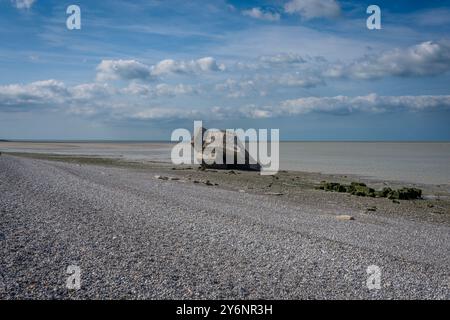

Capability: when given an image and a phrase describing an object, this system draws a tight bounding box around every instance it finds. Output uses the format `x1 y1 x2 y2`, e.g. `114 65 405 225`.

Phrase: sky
1 0 450 141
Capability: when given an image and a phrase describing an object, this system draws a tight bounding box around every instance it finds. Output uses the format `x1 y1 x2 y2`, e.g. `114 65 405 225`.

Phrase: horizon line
1 139 450 143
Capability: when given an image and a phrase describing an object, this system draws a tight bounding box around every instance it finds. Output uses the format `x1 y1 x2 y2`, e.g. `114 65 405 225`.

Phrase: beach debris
336 215 355 221
264 192 284 196
192 126 261 172
154 175 180 181
205 180 214 186
367 206 377 212
193 180 200 184
315 181 422 200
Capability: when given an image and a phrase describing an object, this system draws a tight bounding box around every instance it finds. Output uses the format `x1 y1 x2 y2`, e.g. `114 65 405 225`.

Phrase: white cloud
151 57 225 76
0 80 67 109
278 94 450 115
11 0 35 9
2 79 449 120
96 60 153 81
154 83 195 97
242 8 280 22
96 57 224 81
0 79 197 114
118 94 450 120
276 73 324 88
122 83 196 97
70 83 115 100
130 108 201 120
284 0 341 20
259 53 305 65
325 41 450 79
215 79 267 98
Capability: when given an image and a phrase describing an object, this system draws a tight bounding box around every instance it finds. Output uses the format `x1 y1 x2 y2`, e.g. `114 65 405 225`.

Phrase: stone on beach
336 215 355 221
192 126 261 172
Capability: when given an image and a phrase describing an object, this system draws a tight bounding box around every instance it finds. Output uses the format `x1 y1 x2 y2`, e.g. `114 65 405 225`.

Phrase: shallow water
280 142 450 185
1 141 449 185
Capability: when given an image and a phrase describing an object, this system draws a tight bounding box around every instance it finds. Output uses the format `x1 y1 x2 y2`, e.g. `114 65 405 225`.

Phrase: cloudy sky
1 0 450 140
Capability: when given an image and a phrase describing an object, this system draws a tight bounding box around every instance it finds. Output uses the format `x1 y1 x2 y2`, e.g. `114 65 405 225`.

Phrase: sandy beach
1 153 449 299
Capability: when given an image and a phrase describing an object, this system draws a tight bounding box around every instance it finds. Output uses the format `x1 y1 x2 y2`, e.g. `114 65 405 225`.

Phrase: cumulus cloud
122 83 196 97
11 0 35 9
0 80 67 110
96 57 224 81
325 41 450 79
2 78 449 120
129 108 201 120
278 94 450 115
215 79 260 98
148 94 450 120
151 57 225 76
113 94 450 121
96 60 153 82
0 79 195 113
259 53 305 65
70 83 116 100
276 73 324 88
284 0 341 20
242 7 280 21
234 53 308 73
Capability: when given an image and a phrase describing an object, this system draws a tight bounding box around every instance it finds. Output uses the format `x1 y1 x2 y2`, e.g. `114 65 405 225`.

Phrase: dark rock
315 181 422 201
387 187 422 200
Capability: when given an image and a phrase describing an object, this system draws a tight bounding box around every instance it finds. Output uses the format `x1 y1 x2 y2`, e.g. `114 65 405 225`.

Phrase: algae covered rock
386 187 422 200
315 181 422 200
315 182 348 192
345 182 375 197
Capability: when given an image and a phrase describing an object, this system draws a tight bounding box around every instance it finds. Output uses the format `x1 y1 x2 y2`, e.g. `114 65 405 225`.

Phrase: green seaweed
316 182 422 200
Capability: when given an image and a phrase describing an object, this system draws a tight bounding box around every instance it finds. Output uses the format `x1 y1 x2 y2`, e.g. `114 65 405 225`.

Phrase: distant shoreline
1 139 450 143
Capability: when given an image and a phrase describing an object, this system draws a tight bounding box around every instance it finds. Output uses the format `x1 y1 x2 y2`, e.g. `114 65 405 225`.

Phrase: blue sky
1 0 450 140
